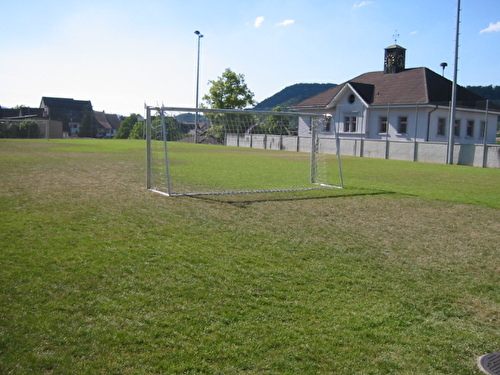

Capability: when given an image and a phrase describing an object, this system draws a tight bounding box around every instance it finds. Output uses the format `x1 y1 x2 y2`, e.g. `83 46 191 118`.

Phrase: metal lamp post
194 30 203 143
446 0 461 165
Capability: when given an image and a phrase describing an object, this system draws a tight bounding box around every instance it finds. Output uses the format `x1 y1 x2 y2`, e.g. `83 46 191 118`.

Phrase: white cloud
254 16 264 28
480 21 500 34
353 1 374 8
410 30 418 35
276 19 295 27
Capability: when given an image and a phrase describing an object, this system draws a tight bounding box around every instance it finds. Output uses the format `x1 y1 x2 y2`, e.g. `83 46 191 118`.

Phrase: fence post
482 100 489 168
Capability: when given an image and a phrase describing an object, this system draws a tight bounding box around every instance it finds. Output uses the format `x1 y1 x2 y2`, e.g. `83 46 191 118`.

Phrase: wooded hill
465 85 500 106
254 83 336 110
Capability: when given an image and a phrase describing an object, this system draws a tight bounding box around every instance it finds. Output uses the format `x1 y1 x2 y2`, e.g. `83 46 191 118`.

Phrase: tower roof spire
393 30 399 44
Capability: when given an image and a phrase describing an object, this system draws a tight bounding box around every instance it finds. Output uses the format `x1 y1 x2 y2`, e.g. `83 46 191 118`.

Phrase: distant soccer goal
145 106 344 197
0 119 49 139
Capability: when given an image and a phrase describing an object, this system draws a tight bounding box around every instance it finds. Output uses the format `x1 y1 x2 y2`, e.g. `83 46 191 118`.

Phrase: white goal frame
146 105 344 197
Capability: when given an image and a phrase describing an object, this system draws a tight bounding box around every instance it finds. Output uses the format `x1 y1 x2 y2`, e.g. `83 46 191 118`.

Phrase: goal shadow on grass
188 189 399 207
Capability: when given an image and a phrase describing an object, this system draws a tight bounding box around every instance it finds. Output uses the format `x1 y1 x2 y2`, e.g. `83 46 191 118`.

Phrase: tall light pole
194 30 203 143
446 0 460 165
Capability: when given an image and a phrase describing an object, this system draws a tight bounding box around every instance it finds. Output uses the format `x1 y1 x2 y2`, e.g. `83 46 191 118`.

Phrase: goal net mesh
146 106 343 196
0 119 49 139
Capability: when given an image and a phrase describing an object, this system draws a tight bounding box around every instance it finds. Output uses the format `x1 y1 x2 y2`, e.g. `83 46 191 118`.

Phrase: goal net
146 106 343 197
0 119 49 139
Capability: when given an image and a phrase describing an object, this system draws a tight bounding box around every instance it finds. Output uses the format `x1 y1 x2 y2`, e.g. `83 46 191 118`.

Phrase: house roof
105 113 121 130
93 111 121 130
0 107 45 119
385 44 406 50
93 111 112 129
40 97 92 110
293 68 495 110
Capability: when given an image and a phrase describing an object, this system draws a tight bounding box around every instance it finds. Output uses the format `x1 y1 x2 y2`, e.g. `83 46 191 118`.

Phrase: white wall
224 133 500 168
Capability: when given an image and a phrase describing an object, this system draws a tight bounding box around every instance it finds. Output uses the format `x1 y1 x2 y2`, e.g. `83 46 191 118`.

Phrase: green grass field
1 139 499 374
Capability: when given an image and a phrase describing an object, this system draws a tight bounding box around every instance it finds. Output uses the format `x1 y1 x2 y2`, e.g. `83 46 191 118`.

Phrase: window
454 119 460 137
348 94 355 104
397 116 407 134
343 116 357 132
466 120 474 137
437 117 446 136
480 121 486 138
379 116 388 134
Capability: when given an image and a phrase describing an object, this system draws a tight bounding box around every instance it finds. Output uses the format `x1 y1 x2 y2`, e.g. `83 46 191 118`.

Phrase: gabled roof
40 97 92 110
93 111 112 129
93 111 121 130
294 68 494 110
105 113 121 130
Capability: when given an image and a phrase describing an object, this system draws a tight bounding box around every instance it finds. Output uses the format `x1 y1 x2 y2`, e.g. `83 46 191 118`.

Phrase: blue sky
1 0 499 115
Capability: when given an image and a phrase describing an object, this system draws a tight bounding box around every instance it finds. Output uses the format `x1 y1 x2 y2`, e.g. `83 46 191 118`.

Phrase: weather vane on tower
393 30 399 44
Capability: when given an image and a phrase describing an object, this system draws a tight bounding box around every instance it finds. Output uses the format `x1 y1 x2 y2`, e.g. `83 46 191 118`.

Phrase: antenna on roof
393 30 399 44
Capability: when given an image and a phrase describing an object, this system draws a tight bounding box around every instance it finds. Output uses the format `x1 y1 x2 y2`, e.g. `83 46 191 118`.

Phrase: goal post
146 105 344 197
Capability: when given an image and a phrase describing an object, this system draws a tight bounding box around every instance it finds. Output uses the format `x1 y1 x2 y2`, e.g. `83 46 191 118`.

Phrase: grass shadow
188 188 400 207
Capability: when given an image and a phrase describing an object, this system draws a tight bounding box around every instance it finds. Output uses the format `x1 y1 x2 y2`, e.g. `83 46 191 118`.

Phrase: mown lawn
1 139 499 374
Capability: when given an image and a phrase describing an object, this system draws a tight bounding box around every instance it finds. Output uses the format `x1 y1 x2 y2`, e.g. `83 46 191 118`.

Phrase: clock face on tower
385 54 395 68
384 45 406 73
396 55 405 69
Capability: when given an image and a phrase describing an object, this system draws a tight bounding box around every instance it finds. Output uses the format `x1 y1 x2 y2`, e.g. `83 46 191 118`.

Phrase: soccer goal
145 105 344 197
0 119 50 139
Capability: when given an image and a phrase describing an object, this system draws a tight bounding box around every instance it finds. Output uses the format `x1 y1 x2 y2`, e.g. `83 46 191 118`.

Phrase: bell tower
384 45 406 74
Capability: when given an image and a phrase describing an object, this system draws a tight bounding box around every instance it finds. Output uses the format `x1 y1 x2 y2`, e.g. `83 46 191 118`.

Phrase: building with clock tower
292 44 499 166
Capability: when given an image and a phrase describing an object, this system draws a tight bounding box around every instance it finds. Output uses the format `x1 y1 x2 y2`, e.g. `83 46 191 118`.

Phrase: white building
293 45 499 145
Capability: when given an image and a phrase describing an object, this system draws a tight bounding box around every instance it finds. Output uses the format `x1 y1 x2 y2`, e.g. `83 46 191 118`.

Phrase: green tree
202 68 256 142
202 68 256 109
129 121 145 139
78 107 96 138
115 114 140 139
18 120 40 138
150 116 186 141
258 106 294 135
132 116 185 141
3 122 18 138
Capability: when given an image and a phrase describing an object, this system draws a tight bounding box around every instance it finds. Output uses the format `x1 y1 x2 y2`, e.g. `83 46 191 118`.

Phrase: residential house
40 97 93 137
2 98 122 139
93 111 121 138
0 106 63 138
